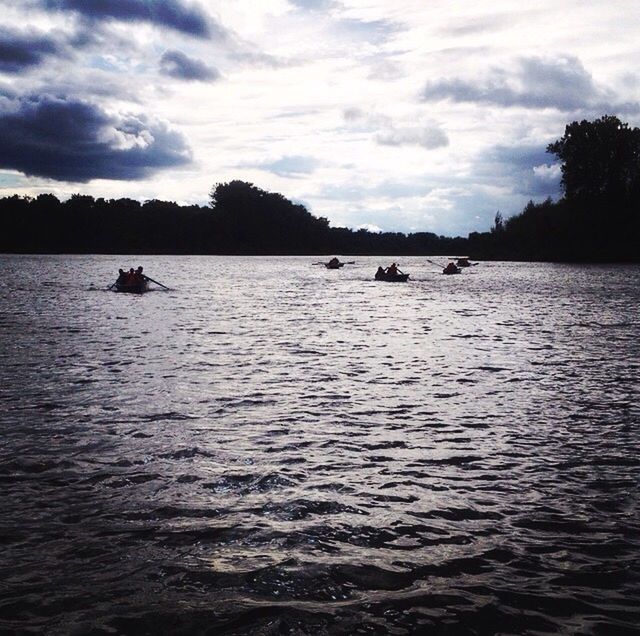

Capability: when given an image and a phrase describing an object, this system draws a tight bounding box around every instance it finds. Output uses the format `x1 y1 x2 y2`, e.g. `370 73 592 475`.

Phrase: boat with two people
109 267 169 293
318 257 356 269
426 259 462 275
443 261 462 275
326 257 344 269
375 263 410 282
454 256 477 267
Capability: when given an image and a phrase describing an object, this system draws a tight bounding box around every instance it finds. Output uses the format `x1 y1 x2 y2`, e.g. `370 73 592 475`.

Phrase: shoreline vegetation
1 116 638 262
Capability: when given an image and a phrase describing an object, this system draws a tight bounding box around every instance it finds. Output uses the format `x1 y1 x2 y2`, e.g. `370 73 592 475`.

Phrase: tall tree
547 115 640 201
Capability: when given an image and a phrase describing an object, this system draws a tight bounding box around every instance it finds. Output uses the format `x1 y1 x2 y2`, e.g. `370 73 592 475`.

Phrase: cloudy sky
1 0 639 236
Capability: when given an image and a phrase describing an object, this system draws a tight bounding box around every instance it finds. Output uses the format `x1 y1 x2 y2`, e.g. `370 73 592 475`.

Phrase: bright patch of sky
0 0 639 235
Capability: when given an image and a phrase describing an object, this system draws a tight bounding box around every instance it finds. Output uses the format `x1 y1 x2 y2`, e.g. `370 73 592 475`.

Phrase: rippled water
1 255 639 635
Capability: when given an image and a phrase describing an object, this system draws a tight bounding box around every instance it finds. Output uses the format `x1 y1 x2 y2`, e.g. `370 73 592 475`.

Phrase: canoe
375 272 409 282
115 279 149 293
325 262 345 269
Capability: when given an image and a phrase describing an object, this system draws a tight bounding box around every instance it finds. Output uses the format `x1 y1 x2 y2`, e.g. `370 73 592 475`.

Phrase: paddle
107 280 118 290
144 276 170 290
427 258 448 269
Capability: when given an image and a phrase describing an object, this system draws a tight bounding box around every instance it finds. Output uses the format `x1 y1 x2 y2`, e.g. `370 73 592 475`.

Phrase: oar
344 261 355 264
427 258 448 269
107 280 117 290
145 276 170 290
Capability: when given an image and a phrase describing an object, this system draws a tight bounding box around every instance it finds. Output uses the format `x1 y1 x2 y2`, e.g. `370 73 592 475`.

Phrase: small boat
115 279 149 293
325 261 345 269
455 257 471 267
375 271 410 282
443 264 461 275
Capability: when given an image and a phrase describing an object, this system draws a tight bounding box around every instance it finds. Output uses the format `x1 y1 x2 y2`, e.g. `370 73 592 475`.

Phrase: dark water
1 255 639 635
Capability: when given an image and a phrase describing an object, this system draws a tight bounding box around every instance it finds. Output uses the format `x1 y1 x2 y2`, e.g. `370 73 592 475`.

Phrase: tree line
469 115 640 261
0 181 466 256
1 115 638 261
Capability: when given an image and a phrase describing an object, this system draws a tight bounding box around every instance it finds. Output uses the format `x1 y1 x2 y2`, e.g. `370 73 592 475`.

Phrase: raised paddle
427 258 448 269
144 276 170 290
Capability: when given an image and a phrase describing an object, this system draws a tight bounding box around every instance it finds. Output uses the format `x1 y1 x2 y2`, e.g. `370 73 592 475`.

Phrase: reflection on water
1 255 639 634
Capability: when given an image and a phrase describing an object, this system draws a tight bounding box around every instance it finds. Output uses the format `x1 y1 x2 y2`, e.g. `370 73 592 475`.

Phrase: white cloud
375 125 449 149
533 163 562 181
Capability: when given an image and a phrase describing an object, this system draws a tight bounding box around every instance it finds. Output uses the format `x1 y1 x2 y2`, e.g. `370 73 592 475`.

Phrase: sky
0 1 639 236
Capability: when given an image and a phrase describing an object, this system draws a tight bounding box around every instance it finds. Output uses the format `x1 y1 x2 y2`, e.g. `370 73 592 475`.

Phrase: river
1 255 639 634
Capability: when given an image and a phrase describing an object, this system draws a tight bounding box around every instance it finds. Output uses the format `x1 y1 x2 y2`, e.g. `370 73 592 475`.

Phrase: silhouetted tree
547 115 640 202
209 180 330 253
491 211 504 234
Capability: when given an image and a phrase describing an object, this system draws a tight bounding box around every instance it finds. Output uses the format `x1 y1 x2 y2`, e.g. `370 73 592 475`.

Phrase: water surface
1 256 639 634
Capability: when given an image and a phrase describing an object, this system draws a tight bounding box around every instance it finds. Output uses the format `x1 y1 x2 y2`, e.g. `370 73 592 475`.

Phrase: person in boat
116 269 126 284
376 266 385 278
443 261 459 274
328 257 340 266
386 262 399 276
134 266 148 282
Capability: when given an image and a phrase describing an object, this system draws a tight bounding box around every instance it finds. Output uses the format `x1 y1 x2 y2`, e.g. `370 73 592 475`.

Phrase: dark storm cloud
0 27 66 73
159 50 219 81
0 94 191 182
422 55 636 113
41 0 216 39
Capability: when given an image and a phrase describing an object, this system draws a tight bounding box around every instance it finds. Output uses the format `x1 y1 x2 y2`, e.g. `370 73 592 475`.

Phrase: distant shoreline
1 176 638 263
2 252 638 264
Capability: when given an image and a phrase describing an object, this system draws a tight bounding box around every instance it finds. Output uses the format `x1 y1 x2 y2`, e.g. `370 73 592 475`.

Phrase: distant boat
375 271 410 282
443 263 462 275
325 260 345 269
454 256 479 267
114 279 149 293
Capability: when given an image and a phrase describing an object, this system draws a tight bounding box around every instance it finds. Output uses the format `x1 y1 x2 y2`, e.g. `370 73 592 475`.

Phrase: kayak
443 267 461 275
115 279 149 293
325 262 345 269
375 272 409 282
